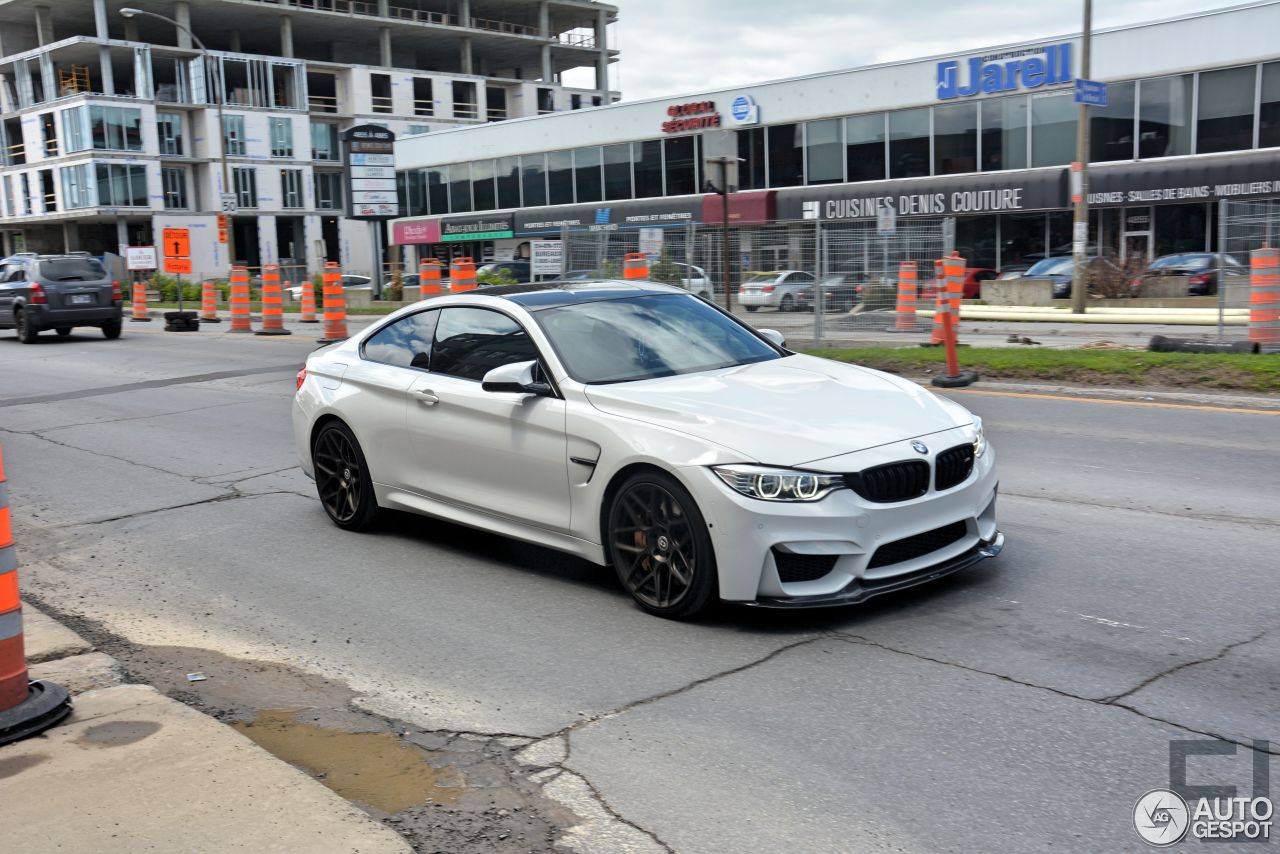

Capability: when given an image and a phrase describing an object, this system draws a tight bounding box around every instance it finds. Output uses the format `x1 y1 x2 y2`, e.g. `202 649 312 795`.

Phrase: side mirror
759 328 786 348
481 360 553 396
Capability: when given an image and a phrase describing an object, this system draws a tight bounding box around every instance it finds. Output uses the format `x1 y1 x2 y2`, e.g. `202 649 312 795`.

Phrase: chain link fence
1219 198 1280 341
560 218 951 346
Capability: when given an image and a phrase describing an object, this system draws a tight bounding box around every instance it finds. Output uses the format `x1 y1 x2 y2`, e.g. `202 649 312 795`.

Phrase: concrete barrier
982 277 1056 307
1133 276 1190 299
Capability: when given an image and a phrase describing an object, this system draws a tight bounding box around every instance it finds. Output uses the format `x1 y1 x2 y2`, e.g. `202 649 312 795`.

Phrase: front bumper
681 428 1002 605
749 532 1003 608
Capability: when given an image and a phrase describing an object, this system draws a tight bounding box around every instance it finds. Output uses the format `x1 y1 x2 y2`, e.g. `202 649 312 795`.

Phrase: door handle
413 389 440 406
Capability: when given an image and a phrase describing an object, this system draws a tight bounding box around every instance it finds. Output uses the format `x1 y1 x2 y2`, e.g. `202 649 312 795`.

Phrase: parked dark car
0 252 122 343
1132 253 1249 296
919 267 1000 300
476 261 532 283
1020 255 1121 299
797 274 862 312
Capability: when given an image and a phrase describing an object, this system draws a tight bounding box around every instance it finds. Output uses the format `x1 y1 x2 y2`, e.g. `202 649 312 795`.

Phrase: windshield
37 258 106 281
535 294 781 384
1151 254 1212 270
1026 258 1073 276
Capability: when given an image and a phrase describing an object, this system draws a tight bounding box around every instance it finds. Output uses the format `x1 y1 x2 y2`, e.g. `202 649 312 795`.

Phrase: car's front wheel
607 471 716 619
312 422 380 531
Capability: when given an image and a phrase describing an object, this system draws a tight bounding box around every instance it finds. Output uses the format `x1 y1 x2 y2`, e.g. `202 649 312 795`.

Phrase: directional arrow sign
162 227 190 258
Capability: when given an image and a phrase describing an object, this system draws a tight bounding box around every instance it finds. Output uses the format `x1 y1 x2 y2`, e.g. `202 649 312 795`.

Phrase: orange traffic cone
256 264 291 336
319 261 349 343
200 280 222 323
130 281 150 322
227 266 253 332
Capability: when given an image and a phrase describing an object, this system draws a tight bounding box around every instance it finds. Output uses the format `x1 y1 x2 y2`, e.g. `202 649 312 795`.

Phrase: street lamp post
119 8 236 271
1070 0 1092 314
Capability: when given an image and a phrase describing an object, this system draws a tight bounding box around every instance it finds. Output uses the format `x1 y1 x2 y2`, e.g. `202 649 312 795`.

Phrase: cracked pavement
3 325 1278 852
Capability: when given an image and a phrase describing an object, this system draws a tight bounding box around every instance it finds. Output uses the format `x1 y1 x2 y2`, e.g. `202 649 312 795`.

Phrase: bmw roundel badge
912 441 929 455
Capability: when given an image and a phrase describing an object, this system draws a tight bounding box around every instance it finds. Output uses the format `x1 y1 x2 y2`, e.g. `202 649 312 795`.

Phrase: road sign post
343 125 399 300
161 227 196 328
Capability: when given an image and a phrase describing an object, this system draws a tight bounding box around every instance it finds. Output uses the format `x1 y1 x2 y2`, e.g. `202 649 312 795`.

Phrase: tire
56 327 72 337
311 421 380 531
15 310 39 344
745 305 758 313
779 294 795 313
606 470 717 620
102 320 122 340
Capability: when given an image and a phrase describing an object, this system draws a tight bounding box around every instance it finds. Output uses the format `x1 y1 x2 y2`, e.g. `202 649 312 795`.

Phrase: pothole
233 709 465 813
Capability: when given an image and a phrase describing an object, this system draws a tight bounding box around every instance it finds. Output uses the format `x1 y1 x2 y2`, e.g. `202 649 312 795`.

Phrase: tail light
762 285 775 293
112 280 122 301
855 285 864 293
1189 273 1211 286
737 286 744 294
29 283 47 305
296 366 307 391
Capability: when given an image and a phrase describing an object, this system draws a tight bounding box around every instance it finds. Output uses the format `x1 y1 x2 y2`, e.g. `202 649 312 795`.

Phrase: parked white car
738 270 816 312
667 263 714 299
286 275 371 301
293 280 1002 619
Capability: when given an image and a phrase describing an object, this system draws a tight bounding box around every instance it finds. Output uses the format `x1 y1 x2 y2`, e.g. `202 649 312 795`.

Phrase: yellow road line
943 387 1280 416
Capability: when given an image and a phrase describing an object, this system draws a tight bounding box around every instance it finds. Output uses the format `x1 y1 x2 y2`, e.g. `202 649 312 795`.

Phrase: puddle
233 709 465 813
77 720 161 747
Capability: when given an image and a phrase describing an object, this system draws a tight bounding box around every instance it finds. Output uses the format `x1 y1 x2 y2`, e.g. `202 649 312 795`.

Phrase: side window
431 307 537 381
363 310 439 370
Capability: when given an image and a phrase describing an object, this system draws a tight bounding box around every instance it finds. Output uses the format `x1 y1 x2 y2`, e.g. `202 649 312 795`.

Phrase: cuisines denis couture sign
937 43 1073 100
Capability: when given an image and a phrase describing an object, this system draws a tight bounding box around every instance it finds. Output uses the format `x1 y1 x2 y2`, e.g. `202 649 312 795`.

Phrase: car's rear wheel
102 320 122 340
607 471 716 619
56 327 72 337
15 310 39 344
744 305 758 313
779 294 795 312
312 422 380 531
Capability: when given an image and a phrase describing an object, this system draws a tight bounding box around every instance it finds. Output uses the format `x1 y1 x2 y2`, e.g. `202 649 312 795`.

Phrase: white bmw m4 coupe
293 280 1003 619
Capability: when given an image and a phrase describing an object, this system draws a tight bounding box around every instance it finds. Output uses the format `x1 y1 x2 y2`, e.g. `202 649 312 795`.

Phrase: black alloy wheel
607 472 716 619
312 422 380 530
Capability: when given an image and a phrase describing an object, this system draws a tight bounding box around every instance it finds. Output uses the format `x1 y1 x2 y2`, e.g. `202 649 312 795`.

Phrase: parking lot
3 322 1278 852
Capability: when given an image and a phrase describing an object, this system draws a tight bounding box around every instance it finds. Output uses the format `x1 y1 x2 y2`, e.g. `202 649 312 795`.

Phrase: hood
584 354 971 467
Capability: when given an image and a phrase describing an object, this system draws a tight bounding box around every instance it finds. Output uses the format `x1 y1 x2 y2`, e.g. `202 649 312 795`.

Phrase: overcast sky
562 0 1250 102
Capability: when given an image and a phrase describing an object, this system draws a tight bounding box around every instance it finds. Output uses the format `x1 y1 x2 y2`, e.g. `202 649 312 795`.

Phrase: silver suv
0 252 123 343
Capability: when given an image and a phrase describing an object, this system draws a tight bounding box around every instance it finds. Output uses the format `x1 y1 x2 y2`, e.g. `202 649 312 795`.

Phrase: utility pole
1070 0 1092 314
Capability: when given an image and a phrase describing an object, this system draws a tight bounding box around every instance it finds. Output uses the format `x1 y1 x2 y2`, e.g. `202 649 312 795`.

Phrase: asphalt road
3 320 1278 853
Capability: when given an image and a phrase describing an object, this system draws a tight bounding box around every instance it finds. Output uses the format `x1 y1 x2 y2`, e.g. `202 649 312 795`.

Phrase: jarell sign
937 43 1073 100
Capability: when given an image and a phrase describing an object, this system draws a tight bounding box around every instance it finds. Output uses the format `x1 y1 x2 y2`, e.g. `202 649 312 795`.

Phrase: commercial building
389 2 1280 276
0 0 619 275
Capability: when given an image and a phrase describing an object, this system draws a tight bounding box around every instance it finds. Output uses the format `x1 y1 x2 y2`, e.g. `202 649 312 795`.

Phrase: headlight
711 465 845 502
972 416 987 458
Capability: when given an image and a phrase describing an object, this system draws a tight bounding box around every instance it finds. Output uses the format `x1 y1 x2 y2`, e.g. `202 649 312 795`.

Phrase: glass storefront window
845 114 886 182
981 97 1028 171
448 161 472 213
1030 93 1075 168
1198 66 1256 154
1138 75 1193 158
933 103 977 175
888 109 929 179
471 159 496 211
427 167 448 214
496 156 521 209
574 146 603 203
521 154 546 207
805 119 843 184
766 124 803 188
1262 62 1280 149
955 215 997 269
738 127 766 190
634 140 664 198
1048 211 1073 257
1090 81 1135 162
664 135 697 195
547 150 574 205
1154 203 1209 256
603 143 631 201
999 213 1045 269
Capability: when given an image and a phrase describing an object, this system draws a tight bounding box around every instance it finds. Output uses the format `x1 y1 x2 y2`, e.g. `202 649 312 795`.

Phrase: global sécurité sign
937 42 1073 100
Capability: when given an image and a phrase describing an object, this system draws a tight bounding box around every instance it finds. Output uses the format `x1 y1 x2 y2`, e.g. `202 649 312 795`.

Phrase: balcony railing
413 99 434 117
243 0 537 38
558 33 597 49
309 94 339 113
453 103 479 120
371 95 393 114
